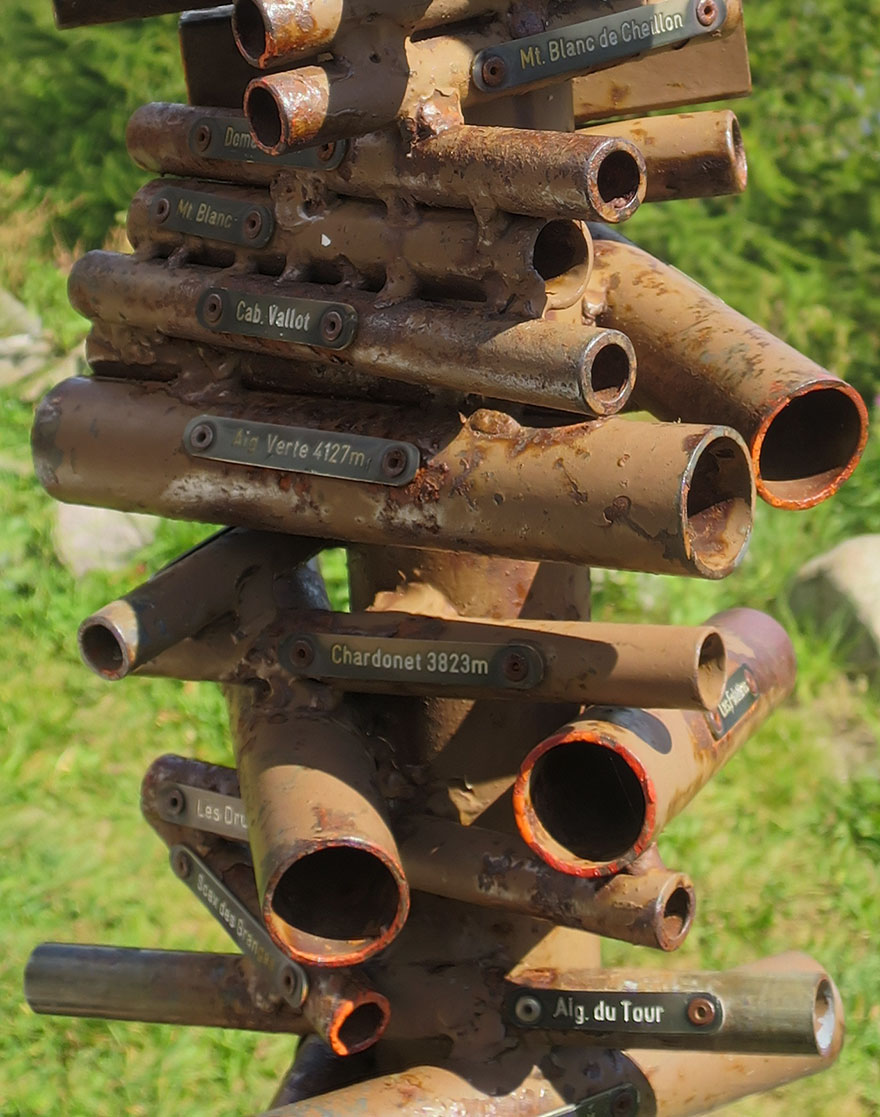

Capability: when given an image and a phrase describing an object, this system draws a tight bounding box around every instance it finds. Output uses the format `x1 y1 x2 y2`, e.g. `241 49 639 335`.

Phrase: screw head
189 422 216 451
317 142 337 163
480 55 507 87
687 995 717 1026
194 124 212 153
696 0 718 26
154 196 171 223
243 209 264 240
502 649 528 683
319 309 344 343
381 446 409 479
159 784 186 817
202 292 224 325
514 994 542 1024
172 849 191 880
290 638 314 668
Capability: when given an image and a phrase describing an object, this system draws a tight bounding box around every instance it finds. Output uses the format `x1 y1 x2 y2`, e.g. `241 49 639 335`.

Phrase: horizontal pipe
508 959 838 1055
68 252 634 416
590 232 868 508
128 180 594 316
228 684 409 967
126 104 645 222
53 0 224 27
25 944 309 1032
513 609 795 877
583 110 747 202
78 528 322 679
33 376 754 578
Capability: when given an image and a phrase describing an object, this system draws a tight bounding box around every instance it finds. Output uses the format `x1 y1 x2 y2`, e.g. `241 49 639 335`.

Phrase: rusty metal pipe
68 252 633 416
53 0 224 27
514 608 795 877
303 971 391 1056
126 105 645 222
24 944 309 1033
128 181 594 315
34 376 754 578
78 528 321 679
401 816 694 952
584 110 747 201
228 684 409 967
590 232 869 508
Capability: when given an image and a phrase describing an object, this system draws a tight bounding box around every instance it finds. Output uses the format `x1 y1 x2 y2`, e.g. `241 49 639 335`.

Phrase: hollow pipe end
654 874 696 952
694 628 727 709
580 330 637 417
725 112 749 194
587 138 647 223
680 426 755 579
244 73 326 155
751 380 869 510
78 604 138 680
325 990 391 1056
234 0 335 69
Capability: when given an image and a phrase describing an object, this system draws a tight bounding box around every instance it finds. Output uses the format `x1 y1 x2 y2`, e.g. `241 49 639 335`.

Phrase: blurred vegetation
1 0 879 1115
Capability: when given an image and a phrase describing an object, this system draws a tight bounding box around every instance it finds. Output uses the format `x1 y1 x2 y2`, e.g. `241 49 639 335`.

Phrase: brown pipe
302 971 390 1057
33 376 755 578
77 528 322 679
513 609 796 877
583 110 748 202
128 180 594 315
228 683 409 967
590 232 869 508
53 0 224 27
126 105 645 222
68 252 634 417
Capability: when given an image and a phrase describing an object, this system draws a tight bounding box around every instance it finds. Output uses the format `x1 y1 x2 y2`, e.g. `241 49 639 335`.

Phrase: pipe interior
247 85 284 150
595 150 642 209
588 342 631 405
696 631 727 707
80 622 126 678
233 0 267 62
337 1001 387 1053
660 885 693 943
813 978 836 1056
528 740 646 863
272 847 401 940
758 389 864 496
685 435 753 572
532 220 590 305
729 117 748 190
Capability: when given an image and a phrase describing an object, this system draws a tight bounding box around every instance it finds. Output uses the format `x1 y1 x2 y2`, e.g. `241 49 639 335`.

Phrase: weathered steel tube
68 252 634 416
228 684 409 967
128 180 594 315
281 609 727 710
401 817 695 952
508 958 838 1055
584 110 747 201
53 0 224 27
304 971 391 1056
33 376 755 578
25 944 309 1033
591 232 869 508
513 608 795 877
77 528 322 679
126 105 646 222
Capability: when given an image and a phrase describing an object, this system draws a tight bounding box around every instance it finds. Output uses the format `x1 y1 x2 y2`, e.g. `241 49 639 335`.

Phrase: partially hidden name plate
183 415 420 486
151 187 275 249
196 288 358 350
707 663 759 740
159 783 248 842
506 988 723 1035
189 114 348 170
472 0 727 93
280 634 545 691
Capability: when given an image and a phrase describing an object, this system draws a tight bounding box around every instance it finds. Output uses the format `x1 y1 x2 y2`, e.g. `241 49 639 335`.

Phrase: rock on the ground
53 503 160 577
789 535 880 677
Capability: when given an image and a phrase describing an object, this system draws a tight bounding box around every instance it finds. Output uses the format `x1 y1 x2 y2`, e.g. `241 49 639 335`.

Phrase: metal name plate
546 1086 641 1117
189 115 348 170
183 414 420 486
707 664 759 740
170 844 307 1007
473 0 727 93
158 782 248 842
280 634 545 691
507 988 723 1035
196 287 358 350
151 187 275 249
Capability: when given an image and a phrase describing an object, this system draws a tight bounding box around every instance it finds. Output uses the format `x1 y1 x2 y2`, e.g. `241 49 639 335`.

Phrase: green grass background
1 0 880 1113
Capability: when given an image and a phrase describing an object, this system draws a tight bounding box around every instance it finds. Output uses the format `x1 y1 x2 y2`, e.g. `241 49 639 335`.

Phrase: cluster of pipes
25 0 868 1113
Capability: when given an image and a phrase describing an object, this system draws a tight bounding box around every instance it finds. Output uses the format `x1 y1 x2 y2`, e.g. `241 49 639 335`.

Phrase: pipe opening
813 978 836 1056
660 884 693 944
79 621 127 679
685 435 753 574
756 388 865 505
696 631 726 708
529 740 646 864
532 220 590 307
728 117 748 191
335 1000 388 1054
233 0 267 64
272 846 401 941
247 85 284 150
589 341 631 403
595 149 643 211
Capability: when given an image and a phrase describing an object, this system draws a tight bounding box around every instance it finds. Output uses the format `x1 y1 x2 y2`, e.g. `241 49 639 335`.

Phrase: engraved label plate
545 1086 641 1117
196 288 358 350
151 187 275 249
183 415 420 486
159 783 248 842
189 115 347 170
473 0 728 93
506 988 723 1035
280 634 545 691
170 845 307 1007
707 664 759 739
